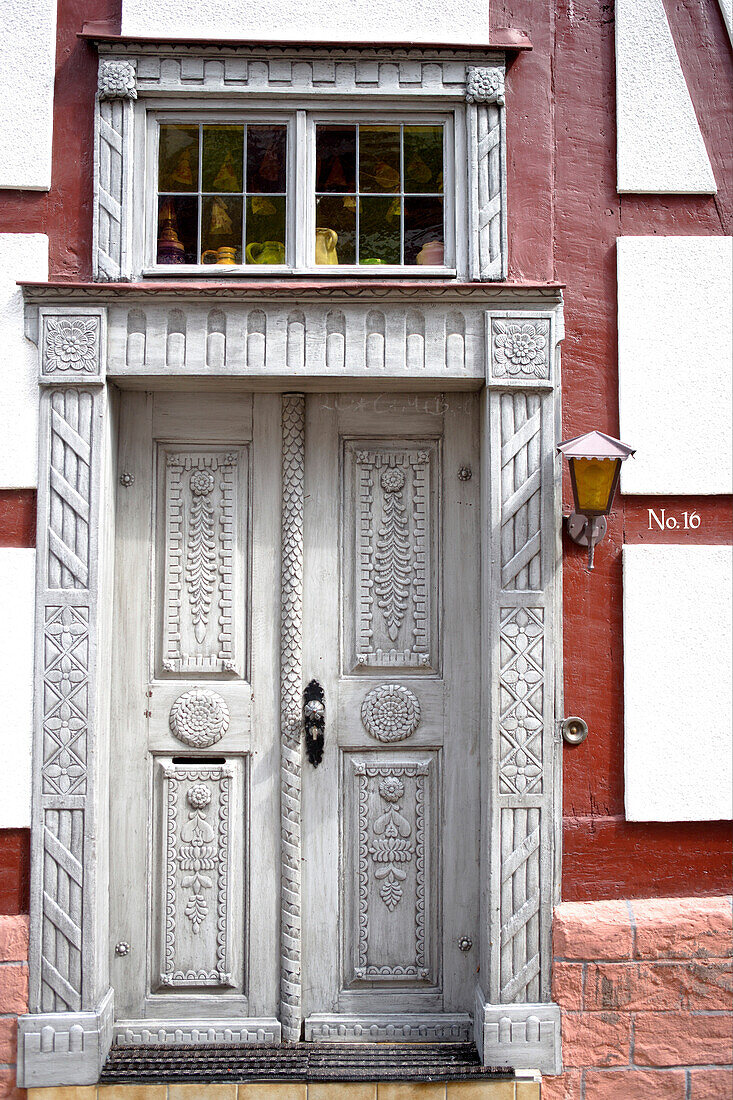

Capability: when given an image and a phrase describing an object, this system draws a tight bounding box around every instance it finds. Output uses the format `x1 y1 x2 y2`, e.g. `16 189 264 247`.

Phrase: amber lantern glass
568 457 621 516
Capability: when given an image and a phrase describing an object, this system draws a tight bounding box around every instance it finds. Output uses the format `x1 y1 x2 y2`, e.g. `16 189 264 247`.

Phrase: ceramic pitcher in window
315 227 338 265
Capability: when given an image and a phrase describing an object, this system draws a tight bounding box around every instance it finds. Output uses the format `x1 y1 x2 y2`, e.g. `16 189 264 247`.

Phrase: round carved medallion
361 684 421 743
169 689 230 748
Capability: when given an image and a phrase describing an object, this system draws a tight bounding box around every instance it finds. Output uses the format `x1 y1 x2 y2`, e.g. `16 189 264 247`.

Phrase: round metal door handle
458 936 473 952
561 716 589 745
115 942 130 956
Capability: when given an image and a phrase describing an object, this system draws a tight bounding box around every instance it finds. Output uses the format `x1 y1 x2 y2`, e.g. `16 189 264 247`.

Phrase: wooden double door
110 390 480 1041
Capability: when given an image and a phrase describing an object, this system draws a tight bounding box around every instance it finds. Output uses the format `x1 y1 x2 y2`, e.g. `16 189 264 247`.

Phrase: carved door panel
302 394 481 1040
110 392 282 1039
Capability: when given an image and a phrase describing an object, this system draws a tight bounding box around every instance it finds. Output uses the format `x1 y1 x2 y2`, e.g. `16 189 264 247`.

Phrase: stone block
584 1069 686 1099
584 960 732 1011
688 1067 733 1098
633 1012 733 1066
98 1088 167 1100
445 1084 515 1099
560 1011 630 1067
540 1072 582 1100
631 897 733 960
169 1087 238 1099
0 915 29 962
309 1086 377 1100
553 901 633 960
0 1064 24 1099
376 1086 447 1099
551 962 584 1009
0 964 28 1015
0 1016 17 1064
27 1088 97 1099
238 1086 306 1100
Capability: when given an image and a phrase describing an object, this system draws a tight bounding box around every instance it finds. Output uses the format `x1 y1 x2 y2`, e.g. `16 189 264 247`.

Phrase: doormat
101 1042 514 1083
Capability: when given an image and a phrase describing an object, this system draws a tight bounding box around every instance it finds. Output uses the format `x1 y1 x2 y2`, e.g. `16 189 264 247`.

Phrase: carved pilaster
94 60 136 281
466 66 507 281
18 312 112 1088
476 308 563 1073
280 394 305 1042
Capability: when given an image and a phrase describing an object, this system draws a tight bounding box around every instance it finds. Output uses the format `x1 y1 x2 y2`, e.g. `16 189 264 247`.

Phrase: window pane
359 126 400 193
316 195 355 264
359 195 400 265
158 126 199 192
245 195 287 263
202 126 244 193
316 126 357 193
404 196 444 265
157 196 198 264
404 126 443 194
202 195 243 262
247 126 287 194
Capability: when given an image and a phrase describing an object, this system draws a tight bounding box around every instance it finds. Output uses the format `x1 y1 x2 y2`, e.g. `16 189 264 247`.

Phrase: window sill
142 266 458 279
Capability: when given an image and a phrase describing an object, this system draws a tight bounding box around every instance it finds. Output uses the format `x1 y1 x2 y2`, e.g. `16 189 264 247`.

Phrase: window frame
142 105 459 278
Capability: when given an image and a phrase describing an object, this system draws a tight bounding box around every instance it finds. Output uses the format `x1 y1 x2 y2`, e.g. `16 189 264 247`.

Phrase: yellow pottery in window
315 227 338 265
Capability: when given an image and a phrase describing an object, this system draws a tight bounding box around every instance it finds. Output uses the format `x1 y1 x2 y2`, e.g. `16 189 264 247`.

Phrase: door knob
303 679 326 767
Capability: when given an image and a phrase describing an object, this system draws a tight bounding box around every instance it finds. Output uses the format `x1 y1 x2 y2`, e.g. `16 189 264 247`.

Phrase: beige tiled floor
29 1081 534 1099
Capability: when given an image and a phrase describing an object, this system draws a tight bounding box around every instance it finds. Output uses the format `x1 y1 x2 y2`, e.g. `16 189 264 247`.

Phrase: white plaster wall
616 0 716 193
624 545 733 822
0 550 35 829
618 236 733 495
0 234 49 489
122 0 491 43
0 0 57 190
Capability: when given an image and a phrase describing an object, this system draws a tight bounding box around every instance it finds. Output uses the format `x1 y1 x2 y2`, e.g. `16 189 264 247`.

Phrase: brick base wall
546 896 733 1099
0 915 28 1100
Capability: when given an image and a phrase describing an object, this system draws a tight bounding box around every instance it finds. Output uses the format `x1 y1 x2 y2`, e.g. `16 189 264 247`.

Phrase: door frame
19 292 564 1086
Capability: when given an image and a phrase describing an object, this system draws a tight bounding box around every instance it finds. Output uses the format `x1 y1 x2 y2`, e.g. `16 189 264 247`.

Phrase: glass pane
404 126 443 194
316 126 356 192
359 126 400 193
202 126 244 193
404 196 444 265
245 195 286 264
247 126 287 194
201 195 243 263
316 195 355 264
359 195 400 265
157 196 198 264
158 125 199 192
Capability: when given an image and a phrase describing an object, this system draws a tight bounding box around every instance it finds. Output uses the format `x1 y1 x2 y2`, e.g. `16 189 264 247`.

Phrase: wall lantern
557 430 636 570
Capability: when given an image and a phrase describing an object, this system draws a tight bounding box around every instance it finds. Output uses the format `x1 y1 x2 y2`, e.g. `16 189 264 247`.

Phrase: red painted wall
0 0 731 913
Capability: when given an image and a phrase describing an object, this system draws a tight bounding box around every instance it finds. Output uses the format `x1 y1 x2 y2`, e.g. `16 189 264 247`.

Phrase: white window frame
141 104 461 278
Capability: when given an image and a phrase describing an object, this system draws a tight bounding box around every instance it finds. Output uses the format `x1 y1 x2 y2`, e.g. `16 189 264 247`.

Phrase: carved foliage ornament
43 316 100 375
169 689 230 748
466 66 505 106
361 684 421 743
98 59 137 100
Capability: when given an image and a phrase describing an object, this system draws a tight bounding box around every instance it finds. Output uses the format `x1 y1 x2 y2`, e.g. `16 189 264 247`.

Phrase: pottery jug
246 240 286 265
416 240 445 266
201 246 238 265
315 227 338 265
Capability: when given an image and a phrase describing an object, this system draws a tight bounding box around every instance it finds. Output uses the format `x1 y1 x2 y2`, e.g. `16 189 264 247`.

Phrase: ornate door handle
303 679 326 767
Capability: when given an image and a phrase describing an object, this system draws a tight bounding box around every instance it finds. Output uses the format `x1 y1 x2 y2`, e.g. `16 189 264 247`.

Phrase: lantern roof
557 430 635 461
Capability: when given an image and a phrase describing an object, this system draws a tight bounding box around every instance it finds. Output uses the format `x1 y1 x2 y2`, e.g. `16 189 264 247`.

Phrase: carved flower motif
169 689 230 748
44 317 99 374
187 784 212 810
380 467 406 493
493 321 549 377
46 607 87 652
378 776 405 803
361 684 421 743
466 66 505 105
98 59 137 100
501 703 543 793
189 469 215 496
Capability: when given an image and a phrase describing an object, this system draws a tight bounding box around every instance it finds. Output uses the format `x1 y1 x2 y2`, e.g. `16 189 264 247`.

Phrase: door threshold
100 1041 514 1083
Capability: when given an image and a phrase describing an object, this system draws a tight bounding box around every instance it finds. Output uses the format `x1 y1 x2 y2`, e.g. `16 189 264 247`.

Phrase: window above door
94 44 507 282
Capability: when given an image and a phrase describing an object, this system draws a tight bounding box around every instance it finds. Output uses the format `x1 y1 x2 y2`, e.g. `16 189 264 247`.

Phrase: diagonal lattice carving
500 392 543 591
499 608 544 795
42 606 89 796
499 808 541 1004
48 390 93 590
280 394 305 1042
96 100 126 279
475 102 503 279
41 810 84 1012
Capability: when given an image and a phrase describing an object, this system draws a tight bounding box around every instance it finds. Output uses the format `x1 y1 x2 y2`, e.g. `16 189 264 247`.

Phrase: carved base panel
114 1017 281 1045
17 989 114 1088
305 1012 473 1043
474 989 561 1075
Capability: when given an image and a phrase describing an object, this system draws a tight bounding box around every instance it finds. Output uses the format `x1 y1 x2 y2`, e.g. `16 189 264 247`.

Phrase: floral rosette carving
361 684 421 743
169 689 230 748
44 317 100 374
98 59 137 100
492 319 550 378
466 66 505 106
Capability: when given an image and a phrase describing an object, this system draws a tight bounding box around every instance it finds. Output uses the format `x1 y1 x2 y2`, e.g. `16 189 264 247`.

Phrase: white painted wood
301 393 481 1033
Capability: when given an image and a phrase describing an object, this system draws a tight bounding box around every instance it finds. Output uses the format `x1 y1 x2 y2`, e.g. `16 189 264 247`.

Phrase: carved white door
109 392 283 1040
301 393 481 1041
